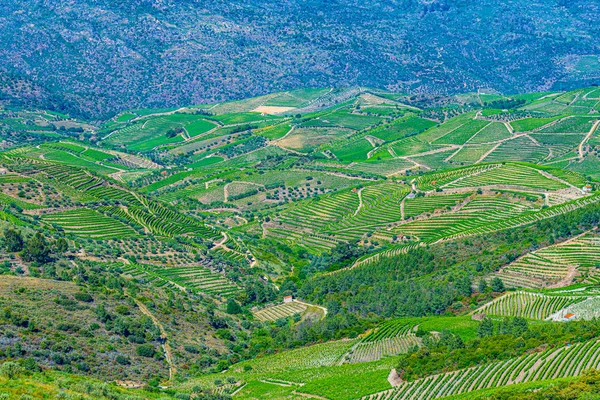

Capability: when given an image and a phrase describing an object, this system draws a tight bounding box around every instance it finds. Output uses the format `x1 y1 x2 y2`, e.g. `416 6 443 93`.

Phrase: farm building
406 193 416 199
583 184 593 193
283 295 294 303
562 313 576 321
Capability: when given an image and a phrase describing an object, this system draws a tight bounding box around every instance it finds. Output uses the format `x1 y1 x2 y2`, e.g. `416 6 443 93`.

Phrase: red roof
565 313 575 318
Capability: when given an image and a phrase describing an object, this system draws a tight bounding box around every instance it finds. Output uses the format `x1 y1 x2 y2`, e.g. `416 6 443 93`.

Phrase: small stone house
472 313 487 321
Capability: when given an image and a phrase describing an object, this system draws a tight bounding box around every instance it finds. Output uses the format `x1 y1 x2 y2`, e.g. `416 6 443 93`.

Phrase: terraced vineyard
445 194 600 241
403 192 470 218
363 320 418 342
277 189 360 232
414 164 502 191
253 302 308 322
42 208 138 239
230 339 357 375
363 340 600 400
342 320 421 364
474 291 584 320
496 231 600 288
121 263 241 297
443 163 568 191
386 195 536 243
345 336 420 364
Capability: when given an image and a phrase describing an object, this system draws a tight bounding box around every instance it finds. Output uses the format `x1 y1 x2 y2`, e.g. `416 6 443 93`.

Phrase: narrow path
291 391 329 400
403 157 430 170
133 298 176 381
231 383 248 396
400 196 406 221
545 156 579 165
181 128 190 141
293 299 328 318
364 135 382 147
212 232 230 250
529 166 582 193
366 145 380 159
444 146 463 163
223 183 229 202
270 143 308 156
525 134 541 146
290 168 378 181
568 92 581 106
475 141 502 164
405 145 459 158
579 120 600 159
258 379 293 387
109 171 125 183
465 121 492 144
275 125 295 142
504 121 515 135
353 187 364 216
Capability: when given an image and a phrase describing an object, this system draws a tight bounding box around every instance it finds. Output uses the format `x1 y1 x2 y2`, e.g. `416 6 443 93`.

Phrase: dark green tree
455 274 473 297
511 317 528 336
55 238 69 254
21 233 50 264
478 279 488 293
477 318 494 338
4 229 23 252
490 277 506 293
226 299 242 314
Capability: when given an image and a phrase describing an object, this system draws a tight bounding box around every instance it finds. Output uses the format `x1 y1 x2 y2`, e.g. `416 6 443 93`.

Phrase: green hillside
1 87 600 399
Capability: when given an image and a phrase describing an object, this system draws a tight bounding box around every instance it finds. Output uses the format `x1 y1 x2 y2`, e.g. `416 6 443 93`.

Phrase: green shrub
116 355 130 365
0 361 25 379
184 344 200 354
74 292 94 302
136 344 156 358
21 358 40 372
115 305 130 315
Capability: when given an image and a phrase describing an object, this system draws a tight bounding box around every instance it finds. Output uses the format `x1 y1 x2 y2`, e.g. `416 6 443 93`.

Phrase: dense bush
0 361 24 379
136 344 156 358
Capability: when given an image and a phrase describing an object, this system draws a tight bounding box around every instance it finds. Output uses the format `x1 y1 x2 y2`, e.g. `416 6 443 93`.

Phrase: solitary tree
21 233 50 264
226 298 242 314
491 277 506 293
4 229 23 252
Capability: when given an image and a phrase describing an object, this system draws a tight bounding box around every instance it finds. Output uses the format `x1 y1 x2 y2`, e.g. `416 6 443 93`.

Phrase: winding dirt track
579 120 600 159
133 298 176 381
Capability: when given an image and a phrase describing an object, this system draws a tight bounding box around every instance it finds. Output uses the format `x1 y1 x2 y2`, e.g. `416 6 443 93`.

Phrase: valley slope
1 86 600 399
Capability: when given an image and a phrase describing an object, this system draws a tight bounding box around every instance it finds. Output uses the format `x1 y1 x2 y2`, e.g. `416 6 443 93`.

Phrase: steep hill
1 1 600 117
